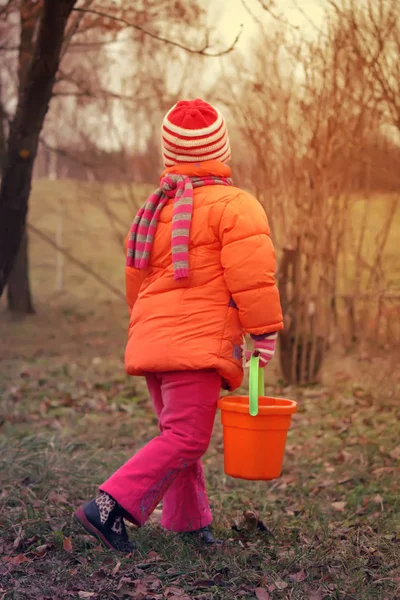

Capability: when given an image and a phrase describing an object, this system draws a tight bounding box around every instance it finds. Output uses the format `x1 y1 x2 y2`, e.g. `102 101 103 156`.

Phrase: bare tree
0 81 9 175
328 0 400 132
0 0 78 299
5 0 43 314
0 0 241 301
217 3 397 382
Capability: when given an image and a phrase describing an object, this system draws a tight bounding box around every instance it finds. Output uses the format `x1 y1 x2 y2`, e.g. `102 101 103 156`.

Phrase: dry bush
216 5 399 382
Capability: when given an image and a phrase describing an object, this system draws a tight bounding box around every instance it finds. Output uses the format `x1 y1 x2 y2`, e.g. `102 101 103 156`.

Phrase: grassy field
0 303 399 599
0 179 399 599
25 179 400 306
27 179 148 304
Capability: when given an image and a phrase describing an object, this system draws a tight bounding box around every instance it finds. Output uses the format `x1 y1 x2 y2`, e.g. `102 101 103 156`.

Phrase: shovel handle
249 355 264 416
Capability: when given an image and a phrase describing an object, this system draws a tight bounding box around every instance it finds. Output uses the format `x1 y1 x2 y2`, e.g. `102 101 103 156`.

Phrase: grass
340 194 400 293
27 179 151 304
0 300 399 600
26 180 400 308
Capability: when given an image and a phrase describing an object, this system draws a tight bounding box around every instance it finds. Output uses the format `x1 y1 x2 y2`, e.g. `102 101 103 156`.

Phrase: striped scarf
126 174 233 280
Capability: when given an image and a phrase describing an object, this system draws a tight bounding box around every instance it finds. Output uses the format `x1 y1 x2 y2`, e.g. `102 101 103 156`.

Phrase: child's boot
186 525 219 545
74 492 134 553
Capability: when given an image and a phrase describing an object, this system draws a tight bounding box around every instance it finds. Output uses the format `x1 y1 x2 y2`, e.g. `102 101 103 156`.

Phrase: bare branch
0 0 16 18
38 136 94 169
0 45 19 52
0 0 78 295
51 88 163 104
27 222 125 301
71 7 242 56
61 0 93 57
254 0 300 29
67 37 130 49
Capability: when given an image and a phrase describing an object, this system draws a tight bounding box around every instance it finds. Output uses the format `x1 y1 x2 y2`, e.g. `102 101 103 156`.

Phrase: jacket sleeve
219 191 283 335
125 233 145 312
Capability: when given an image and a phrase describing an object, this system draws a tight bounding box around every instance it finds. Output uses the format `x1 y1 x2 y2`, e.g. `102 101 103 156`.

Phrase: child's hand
245 332 278 368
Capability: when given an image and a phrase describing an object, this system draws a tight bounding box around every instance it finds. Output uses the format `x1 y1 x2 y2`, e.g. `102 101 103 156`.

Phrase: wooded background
0 0 399 383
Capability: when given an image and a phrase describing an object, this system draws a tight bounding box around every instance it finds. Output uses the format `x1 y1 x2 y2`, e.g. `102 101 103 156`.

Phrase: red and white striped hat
161 99 231 167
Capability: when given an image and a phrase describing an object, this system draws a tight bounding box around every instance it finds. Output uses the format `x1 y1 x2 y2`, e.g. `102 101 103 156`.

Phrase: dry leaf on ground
165 586 187 597
49 490 69 504
289 570 307 582
307 589 324 600
389 445 400 460
2 554 30 565
62 536 73 552
255 588 272 600
274 579 288 590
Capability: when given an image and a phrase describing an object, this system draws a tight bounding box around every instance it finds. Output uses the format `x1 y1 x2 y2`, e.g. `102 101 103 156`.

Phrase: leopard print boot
74 492 135 553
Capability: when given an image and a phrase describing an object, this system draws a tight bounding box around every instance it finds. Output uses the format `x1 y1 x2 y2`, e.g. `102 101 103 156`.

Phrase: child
74 99 283 552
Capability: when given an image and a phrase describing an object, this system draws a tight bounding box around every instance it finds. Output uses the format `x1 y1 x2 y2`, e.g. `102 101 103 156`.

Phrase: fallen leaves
1 553 31 565
131 580 148 599
336 449 353 464
12 525 24 550
289 570 308 582
243 509 258 531
165 586 188 597
389 445 400 460
115 576 166 600
34 543 52 557
62 537 73 553
111 560 122 577
274 579 288 590
48 490 69 505
372 466 394 476
331 501 347 512
232 510 274 537
1 332 398 600
255 589 272 600
142 575 161 592
306 589 324 600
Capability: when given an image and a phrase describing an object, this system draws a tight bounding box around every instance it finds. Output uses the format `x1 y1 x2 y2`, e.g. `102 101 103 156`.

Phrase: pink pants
100 370 221 532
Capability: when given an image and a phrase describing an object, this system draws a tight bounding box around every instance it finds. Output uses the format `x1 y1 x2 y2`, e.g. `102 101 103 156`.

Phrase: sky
82 0 330 150
212 0 325 47
161 0 326 109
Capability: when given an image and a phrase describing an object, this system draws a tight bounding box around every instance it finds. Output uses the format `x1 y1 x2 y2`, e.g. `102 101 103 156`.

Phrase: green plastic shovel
249 355 264 416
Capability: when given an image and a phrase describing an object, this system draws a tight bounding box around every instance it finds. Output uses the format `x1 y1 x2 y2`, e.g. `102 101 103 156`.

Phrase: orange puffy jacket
125 160 283 391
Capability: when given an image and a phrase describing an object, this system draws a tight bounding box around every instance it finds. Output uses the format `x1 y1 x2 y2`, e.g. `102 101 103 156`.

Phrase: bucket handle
249 355 264 416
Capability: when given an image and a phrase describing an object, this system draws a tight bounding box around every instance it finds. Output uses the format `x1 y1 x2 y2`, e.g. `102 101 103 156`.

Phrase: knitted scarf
126 174 233 280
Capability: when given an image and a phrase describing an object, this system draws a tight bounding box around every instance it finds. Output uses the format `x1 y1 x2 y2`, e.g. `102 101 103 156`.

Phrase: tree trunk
5 1 43 314
0 96 7 173
0 0 77 297
279 329 325 385
6 229 35 313
6 228 35 314
278 245 326 385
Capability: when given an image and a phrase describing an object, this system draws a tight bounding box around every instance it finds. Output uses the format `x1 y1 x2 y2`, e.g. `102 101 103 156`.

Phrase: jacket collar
161 159 231 181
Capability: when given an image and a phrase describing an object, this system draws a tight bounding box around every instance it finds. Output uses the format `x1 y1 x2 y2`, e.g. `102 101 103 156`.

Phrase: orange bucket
218 356 297 480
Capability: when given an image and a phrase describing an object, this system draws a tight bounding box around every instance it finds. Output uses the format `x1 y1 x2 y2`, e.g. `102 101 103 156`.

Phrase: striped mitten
245 332 278 368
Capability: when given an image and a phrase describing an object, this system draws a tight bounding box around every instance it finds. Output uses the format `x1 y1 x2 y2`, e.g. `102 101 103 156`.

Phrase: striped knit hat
161 99 231 167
